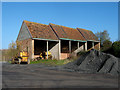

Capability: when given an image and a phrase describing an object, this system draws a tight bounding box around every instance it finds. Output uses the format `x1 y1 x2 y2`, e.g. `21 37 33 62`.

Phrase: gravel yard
2 63 118 88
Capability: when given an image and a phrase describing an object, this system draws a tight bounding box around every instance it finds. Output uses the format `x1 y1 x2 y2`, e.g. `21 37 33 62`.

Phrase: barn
17 20 100 60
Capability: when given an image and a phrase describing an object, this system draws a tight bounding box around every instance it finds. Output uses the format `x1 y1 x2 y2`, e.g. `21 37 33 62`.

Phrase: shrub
68 52 77 60
101 40 120 58
77 51 87 57
112 41 120 58
101 40 112 52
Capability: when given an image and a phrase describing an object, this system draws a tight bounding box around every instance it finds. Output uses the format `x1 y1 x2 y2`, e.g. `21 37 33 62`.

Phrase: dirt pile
63 49 119 76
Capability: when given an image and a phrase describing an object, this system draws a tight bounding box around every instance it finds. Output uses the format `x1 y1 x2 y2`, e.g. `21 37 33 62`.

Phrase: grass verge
30 59 74 66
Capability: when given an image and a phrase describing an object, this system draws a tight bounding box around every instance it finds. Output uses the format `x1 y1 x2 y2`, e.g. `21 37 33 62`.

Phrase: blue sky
2 2 118 49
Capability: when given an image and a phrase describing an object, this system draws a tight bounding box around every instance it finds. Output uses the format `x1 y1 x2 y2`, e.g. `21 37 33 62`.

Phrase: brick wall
94 42 100 50
61 53 69 60
17 39 33 60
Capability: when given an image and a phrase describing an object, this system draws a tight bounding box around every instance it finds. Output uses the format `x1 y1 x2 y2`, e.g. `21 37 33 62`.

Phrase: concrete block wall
73 43 85 54
49 43 59 60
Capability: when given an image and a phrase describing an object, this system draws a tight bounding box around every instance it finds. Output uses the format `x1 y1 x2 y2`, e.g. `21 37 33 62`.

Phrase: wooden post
69 41 71 53
32 40 34 59
47 41 48 59
99 42 100 50
59 40 61 60
78 41 79 49
85 42 87 51
92 42 94 49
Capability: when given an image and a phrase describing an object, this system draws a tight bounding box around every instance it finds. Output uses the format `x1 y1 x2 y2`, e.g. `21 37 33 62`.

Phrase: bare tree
7 41 21 60
95 30 110 45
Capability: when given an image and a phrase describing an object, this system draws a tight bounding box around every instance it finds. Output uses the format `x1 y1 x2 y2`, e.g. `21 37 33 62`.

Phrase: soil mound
63 49 119 76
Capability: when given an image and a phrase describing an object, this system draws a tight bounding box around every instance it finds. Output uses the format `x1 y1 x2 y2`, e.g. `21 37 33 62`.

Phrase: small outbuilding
17 20 100 60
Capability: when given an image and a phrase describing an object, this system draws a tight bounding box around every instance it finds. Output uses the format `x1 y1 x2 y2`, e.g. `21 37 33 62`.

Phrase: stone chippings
61 49 119 76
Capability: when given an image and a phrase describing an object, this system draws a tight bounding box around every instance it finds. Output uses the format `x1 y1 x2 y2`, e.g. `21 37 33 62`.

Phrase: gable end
17 22 32 41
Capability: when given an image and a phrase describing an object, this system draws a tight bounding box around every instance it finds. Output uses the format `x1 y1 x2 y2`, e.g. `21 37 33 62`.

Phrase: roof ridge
77 28 92 32
23 20 59 40
49 23 77 30
24 20 48 26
